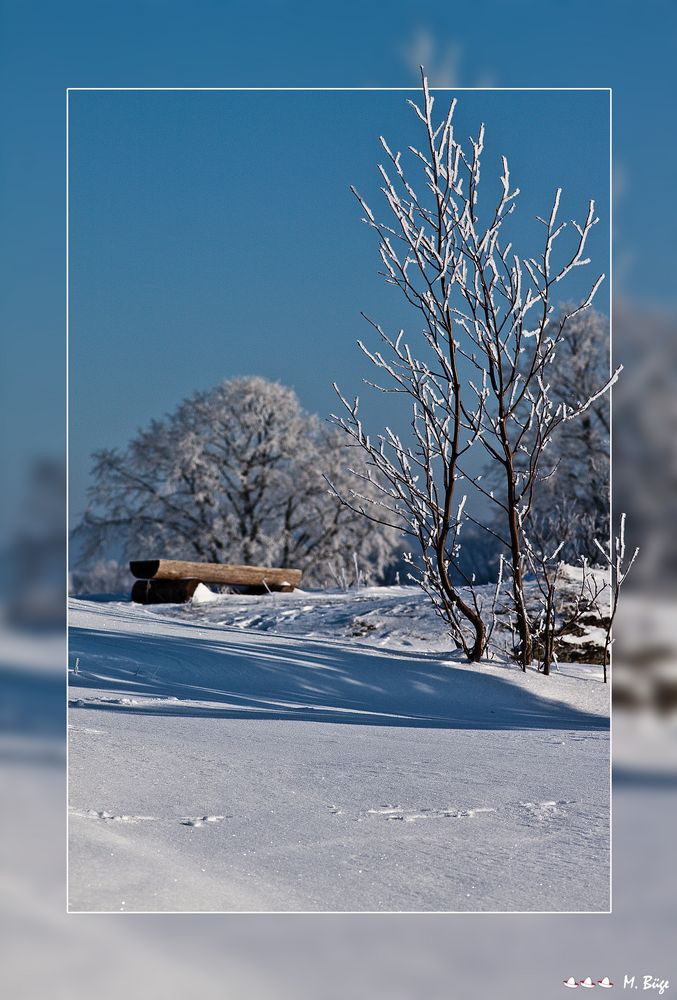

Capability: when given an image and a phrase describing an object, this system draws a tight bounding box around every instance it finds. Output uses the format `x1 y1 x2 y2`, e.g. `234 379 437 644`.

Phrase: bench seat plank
129 559 302 589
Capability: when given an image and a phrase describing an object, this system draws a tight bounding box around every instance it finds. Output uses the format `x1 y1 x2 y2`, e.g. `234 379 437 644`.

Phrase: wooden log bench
130 559 303 605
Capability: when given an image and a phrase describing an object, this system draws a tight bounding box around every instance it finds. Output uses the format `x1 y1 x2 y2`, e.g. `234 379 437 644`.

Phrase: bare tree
333 72 618 667
594 513 639 684
522 521 607 677
74 376 400 588
523 514 638 682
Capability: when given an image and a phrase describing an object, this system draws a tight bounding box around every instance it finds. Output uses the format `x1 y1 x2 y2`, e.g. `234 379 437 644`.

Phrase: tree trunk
542 583 555 676
506 502 532 670
435 543 486 662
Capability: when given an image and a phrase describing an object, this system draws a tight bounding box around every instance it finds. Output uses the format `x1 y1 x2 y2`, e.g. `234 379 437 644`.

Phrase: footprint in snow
517 800 573 823
352 799 578 825
70 809 154 824
365 804 495 822
180 815 228 827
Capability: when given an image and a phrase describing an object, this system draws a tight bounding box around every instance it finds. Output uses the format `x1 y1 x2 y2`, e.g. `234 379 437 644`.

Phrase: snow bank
68 590 610 912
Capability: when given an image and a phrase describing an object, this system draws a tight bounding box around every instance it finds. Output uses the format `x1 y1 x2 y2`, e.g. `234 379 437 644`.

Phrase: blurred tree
613 302 677 590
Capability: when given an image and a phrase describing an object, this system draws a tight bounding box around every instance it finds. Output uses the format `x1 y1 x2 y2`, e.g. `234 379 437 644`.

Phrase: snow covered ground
68 585 609 912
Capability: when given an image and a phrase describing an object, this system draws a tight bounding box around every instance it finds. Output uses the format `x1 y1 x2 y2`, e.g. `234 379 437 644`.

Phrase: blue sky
0 0 674 537
68 87 609 520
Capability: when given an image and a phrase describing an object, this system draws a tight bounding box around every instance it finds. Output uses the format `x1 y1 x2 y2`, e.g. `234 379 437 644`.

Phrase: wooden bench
130 559 303 605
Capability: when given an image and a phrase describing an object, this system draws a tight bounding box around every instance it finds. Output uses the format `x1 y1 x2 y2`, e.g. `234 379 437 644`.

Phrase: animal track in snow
70 807 231 827
70 808 155 824
350 798 575 825
365 804 496 823
180 815 228 827
517 800 573 823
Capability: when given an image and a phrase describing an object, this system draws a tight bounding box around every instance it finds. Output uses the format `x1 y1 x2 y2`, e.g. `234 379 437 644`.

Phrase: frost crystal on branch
333 70 617 668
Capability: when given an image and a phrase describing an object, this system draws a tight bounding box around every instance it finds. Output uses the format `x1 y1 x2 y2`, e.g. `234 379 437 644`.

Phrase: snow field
68 586 609 912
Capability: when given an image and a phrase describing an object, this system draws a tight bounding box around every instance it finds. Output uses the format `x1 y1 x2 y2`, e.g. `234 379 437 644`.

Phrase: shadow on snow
68 626 608 732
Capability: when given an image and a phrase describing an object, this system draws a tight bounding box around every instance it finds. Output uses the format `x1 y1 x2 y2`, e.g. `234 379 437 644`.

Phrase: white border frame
66 84 613 916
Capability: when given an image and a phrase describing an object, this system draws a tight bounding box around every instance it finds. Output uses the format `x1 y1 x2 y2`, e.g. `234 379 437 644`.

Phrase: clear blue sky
67 87 609 520
0 0 674 538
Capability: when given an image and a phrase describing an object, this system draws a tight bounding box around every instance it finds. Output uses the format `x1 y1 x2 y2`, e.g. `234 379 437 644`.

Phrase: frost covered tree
522 306 610 562
75 376 400 588
332 73 617 665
